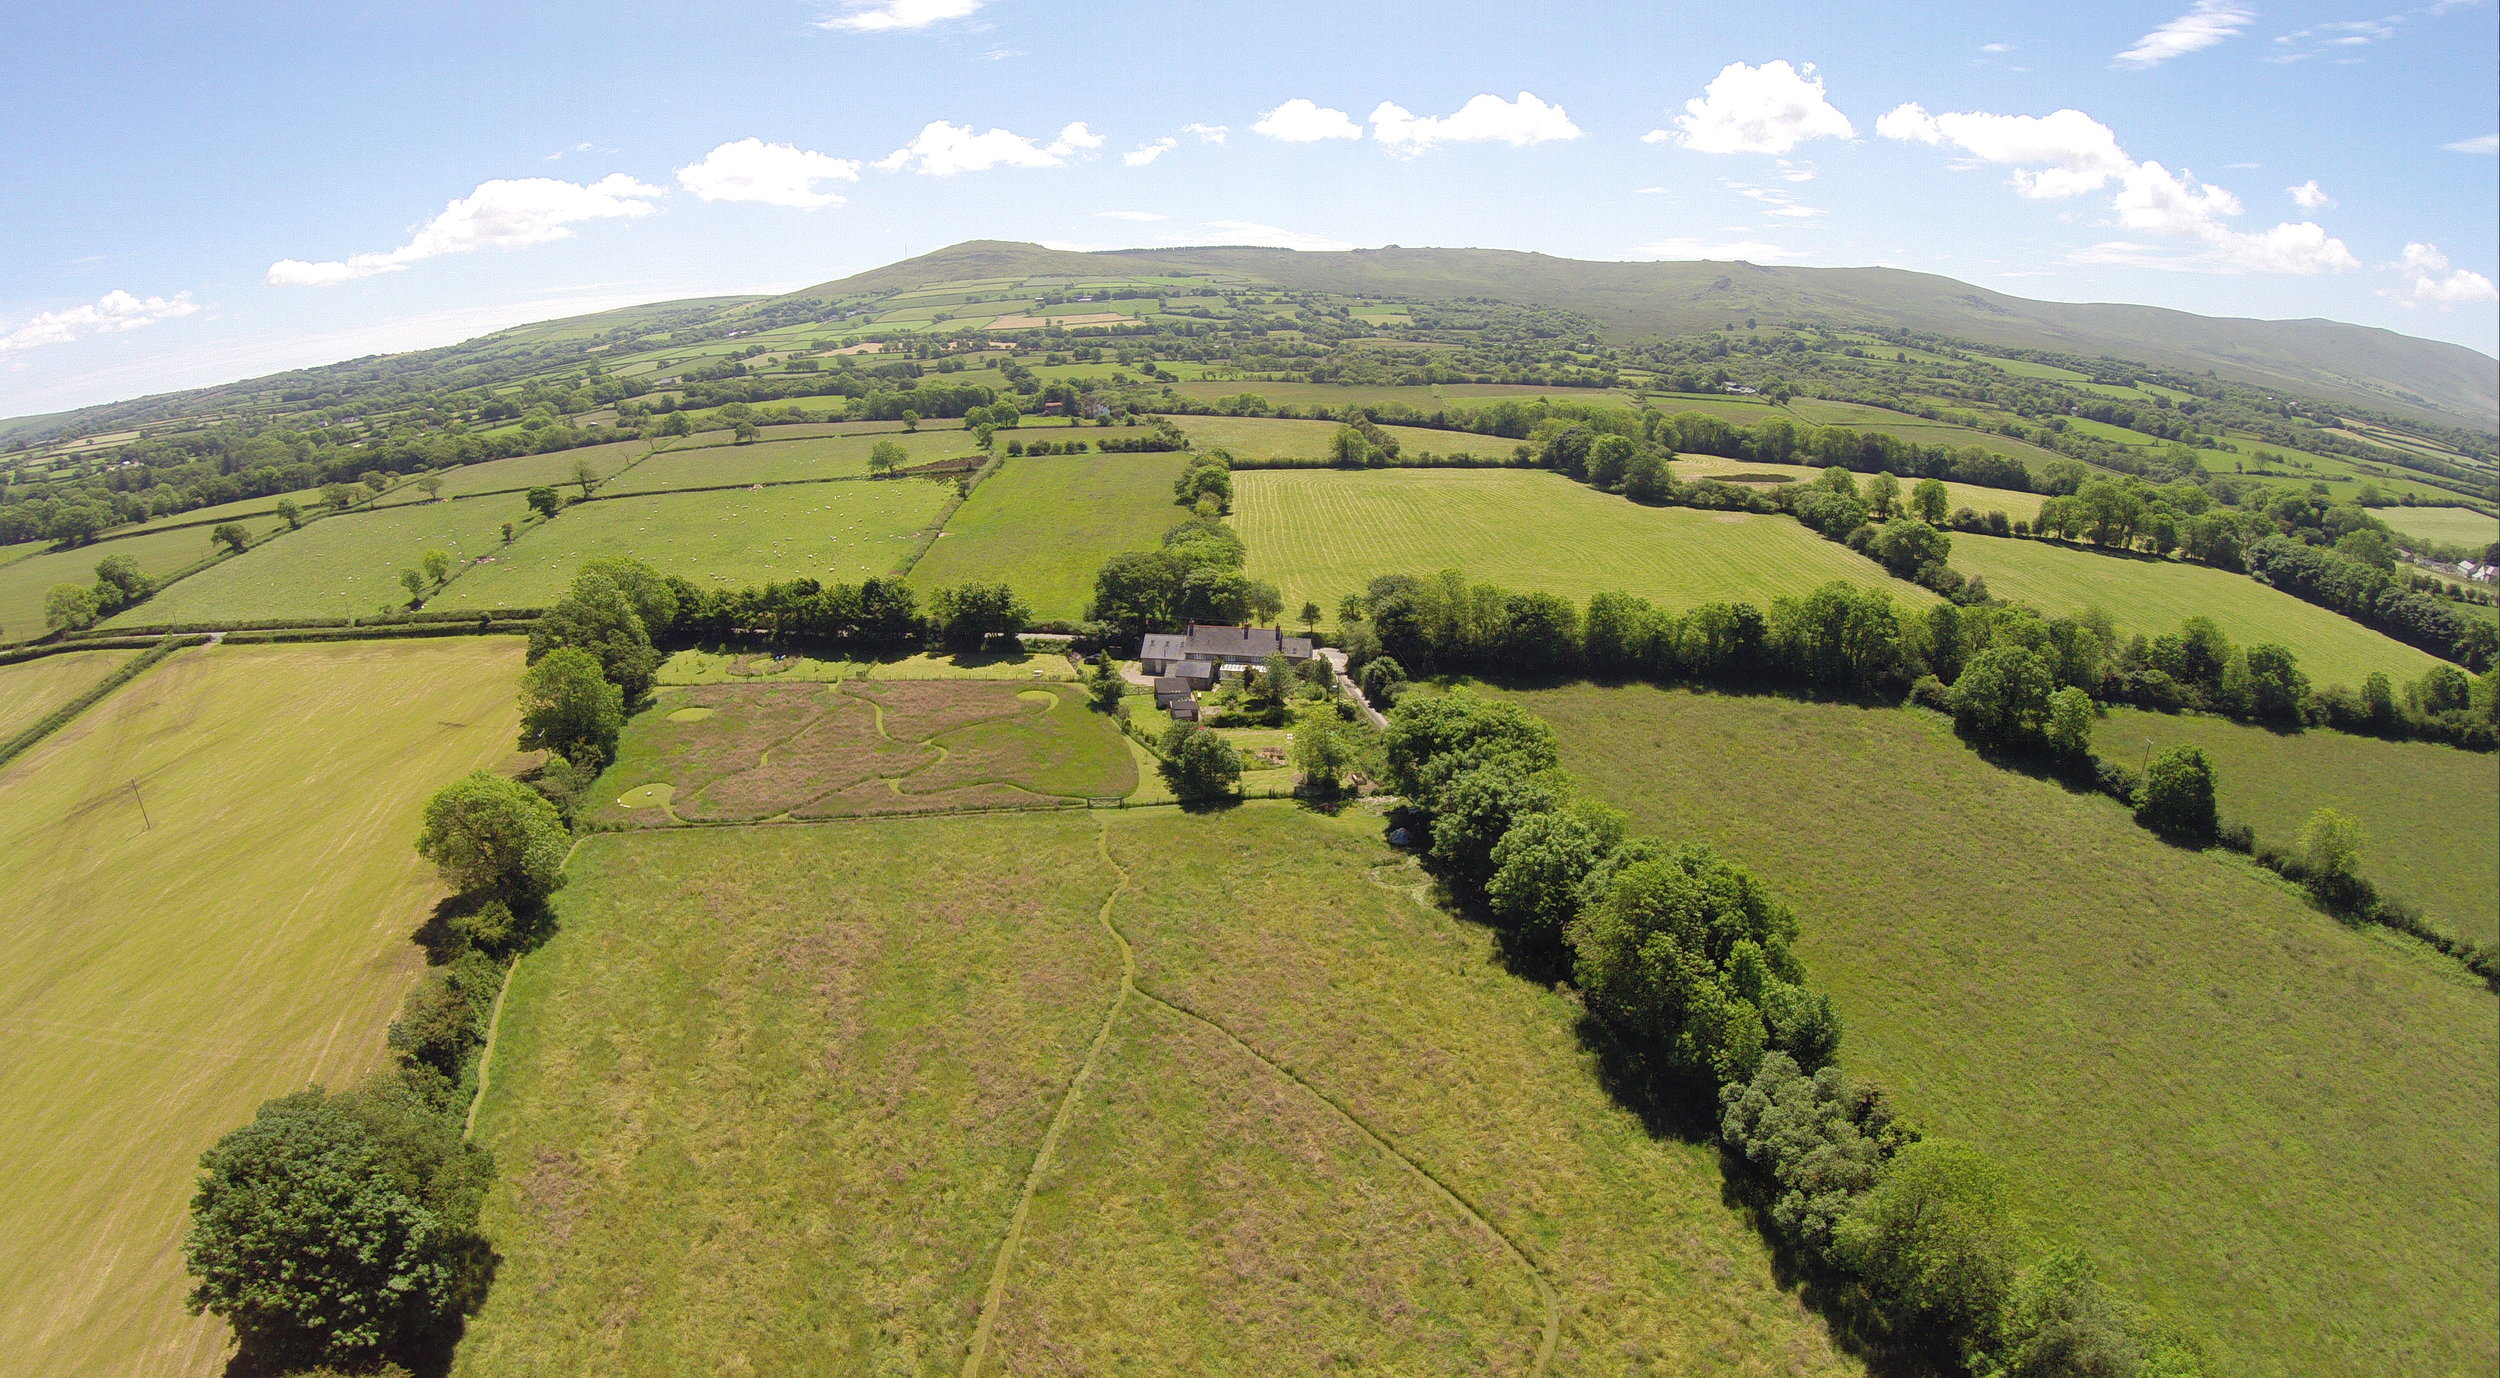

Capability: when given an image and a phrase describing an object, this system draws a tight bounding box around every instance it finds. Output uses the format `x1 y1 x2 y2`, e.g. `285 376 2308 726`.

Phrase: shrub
2135 745 2218 843
1835 1138 2018 1351
1156 722 1242 800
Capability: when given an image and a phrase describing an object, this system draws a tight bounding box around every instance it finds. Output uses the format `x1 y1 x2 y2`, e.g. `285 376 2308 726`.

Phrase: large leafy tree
1836 1138 2019 1349
2136 745 2218 842
517 646 625 765
1157 723 1243 801
415 770 568 900
528 569 660 704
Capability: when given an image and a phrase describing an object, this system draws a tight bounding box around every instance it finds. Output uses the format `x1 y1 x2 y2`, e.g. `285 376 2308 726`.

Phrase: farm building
1138 624 1317 687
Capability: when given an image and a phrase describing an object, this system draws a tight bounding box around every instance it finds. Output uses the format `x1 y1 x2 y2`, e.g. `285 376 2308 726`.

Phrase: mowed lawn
459 807 1857 1375
433 478 953 608
1514 684 2498 1378
1 523 273 642
0 648 138 742
0 638 526 1378
109 494 534 624
602 430 980 496
907 449 1192 620
1951 535 2449 687
2376 504 2499 548
2102 707 2499 945
1235 467 1933 623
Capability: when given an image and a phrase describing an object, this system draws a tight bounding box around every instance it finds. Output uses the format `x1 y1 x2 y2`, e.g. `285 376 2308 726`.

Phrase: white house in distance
1139 623 1317 720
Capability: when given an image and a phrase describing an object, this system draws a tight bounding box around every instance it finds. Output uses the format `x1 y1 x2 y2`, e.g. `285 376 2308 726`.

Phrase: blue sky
3 0 2494 419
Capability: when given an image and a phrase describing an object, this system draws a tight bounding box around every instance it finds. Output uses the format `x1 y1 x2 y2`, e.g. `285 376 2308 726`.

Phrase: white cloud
1124 137 1177 166
1880 103 2357 274
1181 122 1230 144
873 120 1100 175
1729 183 1826 217
1629 236 1805 262
2286 178 2335 210
1368 92 1583 153
1197 220 1355 251
2114 1 2256 69
1097 210 1165 221
2446 133 2499 154
1979 41 2014 53
675 138 860 207
2270 17 2398 63
2385 241 2500 306
266 173 662 286
1251 99 1364 142
1650 60 1854 155
545 141 594 162
1773 159 1817 182
0 289 199 353
818 0 982 32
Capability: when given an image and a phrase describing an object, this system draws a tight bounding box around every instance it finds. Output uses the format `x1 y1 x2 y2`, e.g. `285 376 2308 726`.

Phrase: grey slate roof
1138 623 1316 665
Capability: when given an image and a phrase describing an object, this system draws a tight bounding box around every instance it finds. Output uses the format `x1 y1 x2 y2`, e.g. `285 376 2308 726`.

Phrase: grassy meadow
601 430 980 496
1513 683 2498 1378
0 647 138 742
1 522 274 641
0 637 526 1378
1170 414 1525 463
906 449 1193 619
107 493 533 624
2101 707 2499 945
395 438 654 502
433 477 954 608
458 806 1856 1374
2376 504 2499 548
1235 467 1934 625
1951 535 2450 687
1666 454 2047 522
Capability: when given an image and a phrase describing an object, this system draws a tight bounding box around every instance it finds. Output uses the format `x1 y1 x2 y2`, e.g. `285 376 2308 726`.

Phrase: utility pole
129 780 151 830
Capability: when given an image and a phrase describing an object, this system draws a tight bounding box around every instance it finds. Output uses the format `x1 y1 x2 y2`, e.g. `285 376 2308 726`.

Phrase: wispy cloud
1124 137 1177 166
1097 210 1165 221
2445 132 2499 154
1 289 199 353
1194 220 1355 251
1181 122 1230 144
1728 182 1826 217
267 174 663 286
818 0 982 32
2114 0 2256 69
1629 236 1806 262
874 120 1100 174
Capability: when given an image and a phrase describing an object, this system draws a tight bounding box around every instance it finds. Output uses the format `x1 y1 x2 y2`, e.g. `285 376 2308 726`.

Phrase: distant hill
787 241 2500 427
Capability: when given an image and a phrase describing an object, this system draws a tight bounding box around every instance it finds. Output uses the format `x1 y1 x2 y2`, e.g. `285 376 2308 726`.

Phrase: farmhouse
1138 623 1317 689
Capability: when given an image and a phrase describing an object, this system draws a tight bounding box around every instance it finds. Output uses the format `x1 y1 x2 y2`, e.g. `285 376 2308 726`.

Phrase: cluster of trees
1338 571 2500 751
1385 692 2205 1373
1172 448 1232 514
2248 534 2495 667
39 553 154 633
182 760 571 1367
1088 515 1283 634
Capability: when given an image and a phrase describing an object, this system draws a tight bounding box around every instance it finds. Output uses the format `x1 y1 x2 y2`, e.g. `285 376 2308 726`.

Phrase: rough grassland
2101 707 2498 945
1514 684 2498 1378
1235 467 1934 624
906 449 1192 620
108 494 533 624
459 807 1853 1375
433 478 953 608
0 648 138 742
1951 535 2446 687
2 523 276 641
0 638 526 1378
589 679 1132 826
602 430 979 496
1170 414 1523 463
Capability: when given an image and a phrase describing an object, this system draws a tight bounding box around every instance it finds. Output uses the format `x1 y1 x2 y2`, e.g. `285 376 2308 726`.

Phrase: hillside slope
788 241 2499 426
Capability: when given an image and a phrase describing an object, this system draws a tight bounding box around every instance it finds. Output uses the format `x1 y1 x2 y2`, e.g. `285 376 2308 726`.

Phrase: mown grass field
2377 504 2499 547
1667 454 2046 522
0 637 526 1378
589 679 1133 826
0 647 139 742
458 806 1855 1374
2100 707 2499 945
906 449 1192 620
433 478 954 609
383 438 653 502
1514 684 2498 1378
118 486 332 535
1 522 277 641
1951 535 2449 687
602 430 979 496
1235 467 1934 624
108 493 534 624
1170 414 1526 463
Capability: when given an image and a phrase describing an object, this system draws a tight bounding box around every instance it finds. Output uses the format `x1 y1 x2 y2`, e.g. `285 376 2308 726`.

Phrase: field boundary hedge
889 450 1005 580
0 635 202 769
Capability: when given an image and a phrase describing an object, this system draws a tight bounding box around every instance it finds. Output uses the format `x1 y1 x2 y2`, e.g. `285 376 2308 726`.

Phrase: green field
603 430 978 496
117 486 332 536
1668 454 2046 521
0 648 138 741
432 478 954 609
2100 707 2499 945
1 523 274 641
458 807 1855 1374
0 637 526 1378
1513 684 2498 1378
1171 414 1526 463
906 449 1192 619
1235 467 1934 624
109 492 534 624
1951 535 2448 687
390 438 653 502
589 678 1133 826
2378 504 2499 548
